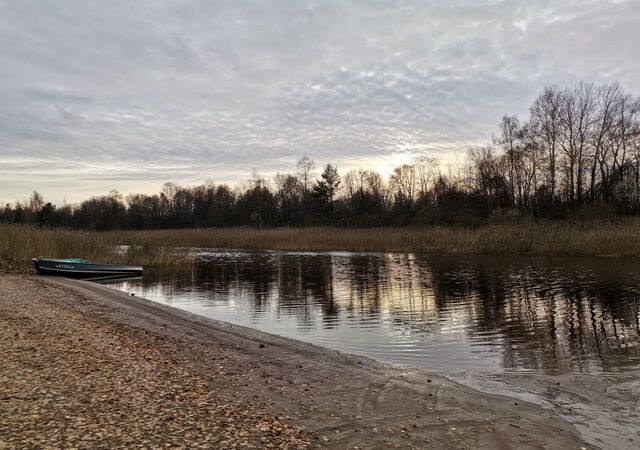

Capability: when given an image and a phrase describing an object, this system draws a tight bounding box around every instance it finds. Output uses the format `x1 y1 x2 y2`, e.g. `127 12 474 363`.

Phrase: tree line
2 81 639 230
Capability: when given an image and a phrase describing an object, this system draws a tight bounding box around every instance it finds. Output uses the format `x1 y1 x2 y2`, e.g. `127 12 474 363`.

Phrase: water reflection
110 251 640 374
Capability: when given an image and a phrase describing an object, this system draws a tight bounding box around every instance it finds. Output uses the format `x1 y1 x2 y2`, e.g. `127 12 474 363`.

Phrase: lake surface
109 250 640 374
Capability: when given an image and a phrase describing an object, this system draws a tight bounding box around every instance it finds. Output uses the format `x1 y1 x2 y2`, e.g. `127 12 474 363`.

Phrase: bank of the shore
3 221 640 272
0 275 593 449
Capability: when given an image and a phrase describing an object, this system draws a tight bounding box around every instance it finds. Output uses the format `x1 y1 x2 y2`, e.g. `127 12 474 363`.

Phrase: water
109 250 640 375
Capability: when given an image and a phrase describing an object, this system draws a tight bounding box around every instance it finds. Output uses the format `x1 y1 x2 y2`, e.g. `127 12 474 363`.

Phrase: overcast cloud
1 0 639 204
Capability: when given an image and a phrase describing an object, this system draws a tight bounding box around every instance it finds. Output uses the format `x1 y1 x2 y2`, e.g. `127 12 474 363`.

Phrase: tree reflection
132 252 640 374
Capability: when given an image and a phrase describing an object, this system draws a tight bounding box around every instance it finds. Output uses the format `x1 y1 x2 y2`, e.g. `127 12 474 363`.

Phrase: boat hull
33 258 143 279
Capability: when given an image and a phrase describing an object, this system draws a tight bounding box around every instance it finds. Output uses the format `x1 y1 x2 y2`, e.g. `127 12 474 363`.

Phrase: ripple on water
110 251 640 375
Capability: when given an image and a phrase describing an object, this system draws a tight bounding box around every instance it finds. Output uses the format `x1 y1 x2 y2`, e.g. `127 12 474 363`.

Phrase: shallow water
109 250 640 375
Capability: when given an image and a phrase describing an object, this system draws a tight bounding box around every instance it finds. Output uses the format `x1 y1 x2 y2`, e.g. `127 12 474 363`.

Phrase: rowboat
32 258 143 278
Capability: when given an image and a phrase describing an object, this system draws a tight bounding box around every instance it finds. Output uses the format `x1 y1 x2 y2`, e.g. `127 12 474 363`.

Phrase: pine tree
312 164 341 213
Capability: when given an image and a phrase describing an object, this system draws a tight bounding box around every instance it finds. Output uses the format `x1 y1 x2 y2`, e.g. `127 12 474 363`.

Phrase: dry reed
2 220 639 273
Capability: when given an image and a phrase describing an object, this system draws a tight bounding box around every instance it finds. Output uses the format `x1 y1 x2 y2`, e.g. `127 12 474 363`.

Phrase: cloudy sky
1 0 639 204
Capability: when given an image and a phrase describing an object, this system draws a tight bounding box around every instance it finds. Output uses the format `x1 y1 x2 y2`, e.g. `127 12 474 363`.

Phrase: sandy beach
0 274 595 449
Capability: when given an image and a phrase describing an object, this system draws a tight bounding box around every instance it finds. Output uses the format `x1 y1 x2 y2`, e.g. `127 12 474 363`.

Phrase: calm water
109 250 640 374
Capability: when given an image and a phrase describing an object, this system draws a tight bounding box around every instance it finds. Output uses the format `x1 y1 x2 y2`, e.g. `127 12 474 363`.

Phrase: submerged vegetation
2 220 640 273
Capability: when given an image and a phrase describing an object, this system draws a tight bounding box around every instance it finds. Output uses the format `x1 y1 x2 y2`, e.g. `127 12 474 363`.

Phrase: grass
0 225 190 273
2 220 640 273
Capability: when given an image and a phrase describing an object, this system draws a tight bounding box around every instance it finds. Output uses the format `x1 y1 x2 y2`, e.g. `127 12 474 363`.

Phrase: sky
1 0 639 205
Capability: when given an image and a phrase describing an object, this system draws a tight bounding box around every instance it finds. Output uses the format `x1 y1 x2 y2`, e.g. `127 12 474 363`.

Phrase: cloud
1 0 639 203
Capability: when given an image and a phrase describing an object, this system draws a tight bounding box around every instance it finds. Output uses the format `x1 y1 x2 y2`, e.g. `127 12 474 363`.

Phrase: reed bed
0 225 189 273
2 220 640 273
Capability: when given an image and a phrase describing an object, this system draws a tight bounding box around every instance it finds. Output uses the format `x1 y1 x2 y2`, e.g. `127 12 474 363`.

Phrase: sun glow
368 152 415 179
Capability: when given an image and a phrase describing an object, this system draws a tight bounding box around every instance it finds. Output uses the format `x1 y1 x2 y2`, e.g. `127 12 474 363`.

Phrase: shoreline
0 274 595 449
4 221 640 272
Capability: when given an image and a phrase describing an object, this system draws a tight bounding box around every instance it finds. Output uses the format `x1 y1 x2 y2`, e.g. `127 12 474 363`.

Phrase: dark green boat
33 258 143 278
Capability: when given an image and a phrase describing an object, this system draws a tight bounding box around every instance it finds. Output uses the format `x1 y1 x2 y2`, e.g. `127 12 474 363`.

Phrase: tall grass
2 220 640 273
0 225 188 272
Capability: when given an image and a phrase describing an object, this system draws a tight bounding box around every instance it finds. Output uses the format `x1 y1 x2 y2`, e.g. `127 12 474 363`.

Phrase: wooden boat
32 258 143 278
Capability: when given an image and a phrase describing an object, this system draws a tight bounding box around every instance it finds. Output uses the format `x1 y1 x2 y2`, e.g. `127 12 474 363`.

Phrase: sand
1 275 595 449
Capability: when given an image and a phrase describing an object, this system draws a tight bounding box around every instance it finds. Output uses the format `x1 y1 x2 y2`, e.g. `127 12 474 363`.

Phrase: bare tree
343 169 389 218
468 146 508 212
29 190 44 213
589 82 622 200
275 172 303 222
499 115 524 206
390 164 417 206
558 83 596 203
161 182 178 201
530 86 562 203
296 156 316 192
520 123 545 212
415 156 439 200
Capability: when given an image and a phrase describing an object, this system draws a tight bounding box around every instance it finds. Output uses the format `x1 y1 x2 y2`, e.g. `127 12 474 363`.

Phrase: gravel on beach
0 275 593 449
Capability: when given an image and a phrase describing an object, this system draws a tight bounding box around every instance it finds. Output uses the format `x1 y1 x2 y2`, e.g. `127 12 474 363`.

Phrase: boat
32 258 143 278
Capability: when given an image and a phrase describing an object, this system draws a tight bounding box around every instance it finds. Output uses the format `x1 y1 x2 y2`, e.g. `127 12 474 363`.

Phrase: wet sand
449 370 640 450
1 275 594 449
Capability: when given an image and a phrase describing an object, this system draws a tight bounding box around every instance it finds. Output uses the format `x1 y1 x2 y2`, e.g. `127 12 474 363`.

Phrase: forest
2 82 639 230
